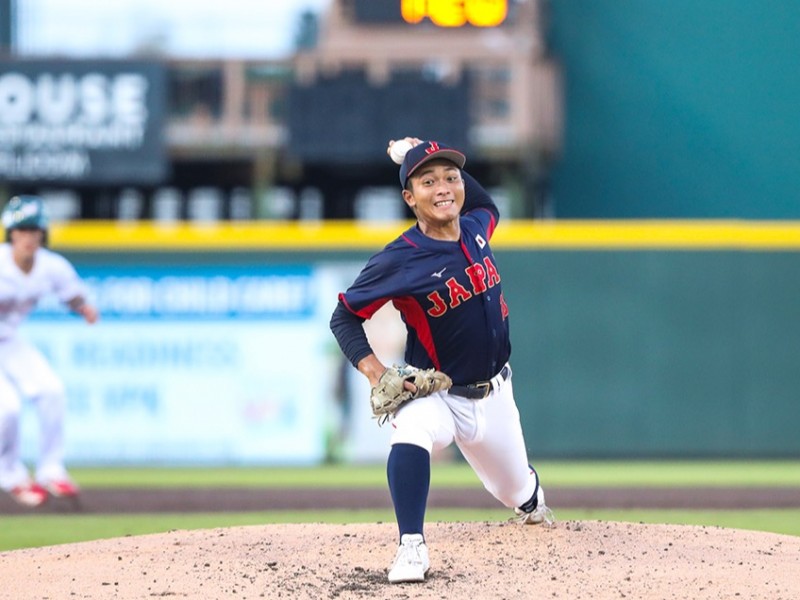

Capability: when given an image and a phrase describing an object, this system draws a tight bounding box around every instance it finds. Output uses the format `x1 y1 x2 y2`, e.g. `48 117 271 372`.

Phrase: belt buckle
474 381 491 399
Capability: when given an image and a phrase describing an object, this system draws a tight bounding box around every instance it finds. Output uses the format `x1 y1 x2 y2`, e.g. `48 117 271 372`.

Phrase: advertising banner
19 265 335 465
0 59 167 184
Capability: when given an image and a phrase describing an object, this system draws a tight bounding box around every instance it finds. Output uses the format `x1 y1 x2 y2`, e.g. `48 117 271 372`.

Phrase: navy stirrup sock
387 443 430 539
518 465 540 512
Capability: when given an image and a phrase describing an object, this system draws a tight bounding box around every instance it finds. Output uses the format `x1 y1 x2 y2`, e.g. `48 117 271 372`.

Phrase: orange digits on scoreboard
467 0 507 27
401 0 507 28
401 0 425 24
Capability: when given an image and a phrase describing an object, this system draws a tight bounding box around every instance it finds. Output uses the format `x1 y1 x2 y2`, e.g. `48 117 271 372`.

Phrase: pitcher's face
403 161 465 229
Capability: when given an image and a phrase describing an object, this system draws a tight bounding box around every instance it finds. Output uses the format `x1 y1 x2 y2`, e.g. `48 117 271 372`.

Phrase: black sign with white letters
0 60 167 185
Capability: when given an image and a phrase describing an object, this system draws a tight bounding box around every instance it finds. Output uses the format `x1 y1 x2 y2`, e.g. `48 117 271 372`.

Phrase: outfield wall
26 220 800 462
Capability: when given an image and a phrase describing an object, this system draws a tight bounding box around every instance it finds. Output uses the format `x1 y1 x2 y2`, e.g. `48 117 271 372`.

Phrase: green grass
68 459 800 488
564 508 800 537
539 460 800 486
3 460 799 552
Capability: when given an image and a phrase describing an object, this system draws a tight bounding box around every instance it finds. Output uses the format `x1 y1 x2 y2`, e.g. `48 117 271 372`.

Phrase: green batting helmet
2 195 49 230
2 195 49 243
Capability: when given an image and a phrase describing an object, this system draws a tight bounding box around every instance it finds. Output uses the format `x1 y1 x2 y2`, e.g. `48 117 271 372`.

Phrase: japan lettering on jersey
425 253 506 318
340 202 510 385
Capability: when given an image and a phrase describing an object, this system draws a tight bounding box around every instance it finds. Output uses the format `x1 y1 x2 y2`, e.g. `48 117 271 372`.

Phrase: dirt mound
2 520 799 599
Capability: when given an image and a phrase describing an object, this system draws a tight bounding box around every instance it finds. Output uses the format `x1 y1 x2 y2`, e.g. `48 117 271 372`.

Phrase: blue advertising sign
20 264 335 465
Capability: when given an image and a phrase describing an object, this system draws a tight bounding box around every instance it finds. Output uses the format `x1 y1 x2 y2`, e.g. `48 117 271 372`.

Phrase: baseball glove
370 364 453 425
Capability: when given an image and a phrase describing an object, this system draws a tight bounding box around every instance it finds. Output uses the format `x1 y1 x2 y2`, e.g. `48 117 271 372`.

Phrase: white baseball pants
390 367 538 509
0 336 69 490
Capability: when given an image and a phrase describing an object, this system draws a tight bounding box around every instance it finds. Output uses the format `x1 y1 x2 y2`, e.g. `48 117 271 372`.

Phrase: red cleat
9 483 49 507
43 479 80 498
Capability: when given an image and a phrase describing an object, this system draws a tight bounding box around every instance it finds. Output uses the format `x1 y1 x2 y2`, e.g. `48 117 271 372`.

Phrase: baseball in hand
389 139 413 165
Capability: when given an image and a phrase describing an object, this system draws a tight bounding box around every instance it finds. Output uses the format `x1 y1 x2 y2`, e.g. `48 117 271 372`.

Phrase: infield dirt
3 519 800 599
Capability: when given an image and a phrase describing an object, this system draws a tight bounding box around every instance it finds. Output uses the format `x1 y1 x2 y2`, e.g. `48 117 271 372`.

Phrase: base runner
0 195 99 507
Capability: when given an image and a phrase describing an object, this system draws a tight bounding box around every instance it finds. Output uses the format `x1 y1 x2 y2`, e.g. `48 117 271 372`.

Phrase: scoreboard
350 0 510 27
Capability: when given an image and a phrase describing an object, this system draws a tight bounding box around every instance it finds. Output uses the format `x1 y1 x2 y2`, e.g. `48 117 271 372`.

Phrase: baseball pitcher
330 138 554 584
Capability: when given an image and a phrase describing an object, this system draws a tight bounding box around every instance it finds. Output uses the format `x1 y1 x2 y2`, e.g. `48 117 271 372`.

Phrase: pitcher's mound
3 520 799 599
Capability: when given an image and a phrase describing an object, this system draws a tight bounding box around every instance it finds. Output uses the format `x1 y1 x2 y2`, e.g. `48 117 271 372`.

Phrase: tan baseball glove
370 364 453 426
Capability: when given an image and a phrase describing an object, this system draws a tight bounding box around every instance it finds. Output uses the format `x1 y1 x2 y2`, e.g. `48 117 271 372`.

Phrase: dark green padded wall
500 250 800 457
548 0 800 218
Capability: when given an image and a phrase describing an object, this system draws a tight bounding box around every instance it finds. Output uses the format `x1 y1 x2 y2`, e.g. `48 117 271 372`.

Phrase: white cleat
513 486 555 527
388 533 430 583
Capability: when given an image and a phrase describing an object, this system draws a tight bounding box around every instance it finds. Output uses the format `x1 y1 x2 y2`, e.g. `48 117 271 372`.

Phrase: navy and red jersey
332 172 511 386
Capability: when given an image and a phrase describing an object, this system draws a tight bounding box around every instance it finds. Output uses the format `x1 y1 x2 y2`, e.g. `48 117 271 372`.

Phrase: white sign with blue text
19 264 333 465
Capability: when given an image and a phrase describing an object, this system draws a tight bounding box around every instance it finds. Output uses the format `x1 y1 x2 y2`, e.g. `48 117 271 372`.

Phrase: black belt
449 365 511 400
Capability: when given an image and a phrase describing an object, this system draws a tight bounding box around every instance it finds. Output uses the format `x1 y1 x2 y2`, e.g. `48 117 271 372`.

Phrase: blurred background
2 0 799 466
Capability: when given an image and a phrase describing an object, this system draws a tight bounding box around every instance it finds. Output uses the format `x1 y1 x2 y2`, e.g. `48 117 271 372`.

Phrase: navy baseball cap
399 141 466 186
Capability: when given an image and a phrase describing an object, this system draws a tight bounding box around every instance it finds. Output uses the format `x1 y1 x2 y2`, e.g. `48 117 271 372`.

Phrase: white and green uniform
0 243 87 491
